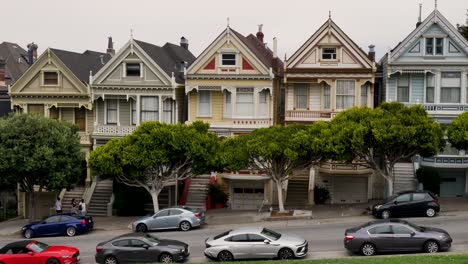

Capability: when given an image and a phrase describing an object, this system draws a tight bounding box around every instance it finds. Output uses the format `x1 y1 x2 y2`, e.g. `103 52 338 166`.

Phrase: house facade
381 8 468 197
284 17 382 205
185 25 283 210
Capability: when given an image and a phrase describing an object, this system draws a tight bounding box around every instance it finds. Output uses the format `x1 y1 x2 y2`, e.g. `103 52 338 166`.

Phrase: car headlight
439 234 450 240
174 249 184 253
22 227 26 230
61 255 70 258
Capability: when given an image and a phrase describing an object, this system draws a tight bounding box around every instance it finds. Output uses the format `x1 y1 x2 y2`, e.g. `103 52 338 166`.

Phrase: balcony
93 125 137 137
404 103 468 117
419 148 468 168
285 110 339 122
319 161 373 175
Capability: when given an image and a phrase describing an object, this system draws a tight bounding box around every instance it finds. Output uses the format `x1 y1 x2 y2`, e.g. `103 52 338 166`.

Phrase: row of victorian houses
1 6 468 217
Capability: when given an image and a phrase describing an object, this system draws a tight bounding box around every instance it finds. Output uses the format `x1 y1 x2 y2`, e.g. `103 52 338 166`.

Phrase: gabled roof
389 9 468 61
133 40 196 83
0 42 30 85
50 48 111 83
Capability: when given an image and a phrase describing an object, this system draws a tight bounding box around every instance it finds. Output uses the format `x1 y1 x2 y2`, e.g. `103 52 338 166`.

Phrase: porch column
174 97 178 124
331 80 336 110
159 96 162 122
462 70 468 104
435 70 441 104
254 87 259 118
136 95 141 125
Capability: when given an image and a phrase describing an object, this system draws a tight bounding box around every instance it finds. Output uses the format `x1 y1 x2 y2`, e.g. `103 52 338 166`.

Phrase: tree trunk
276 181 285 212
27 190 36 223
386 165 395 197
150 188 162 213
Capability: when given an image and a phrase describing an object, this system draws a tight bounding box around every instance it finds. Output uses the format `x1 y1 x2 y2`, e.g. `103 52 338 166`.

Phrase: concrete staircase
286 170 310 209
393 162 417 193
87 180 113 217
185 175 211 210
61 186 85 213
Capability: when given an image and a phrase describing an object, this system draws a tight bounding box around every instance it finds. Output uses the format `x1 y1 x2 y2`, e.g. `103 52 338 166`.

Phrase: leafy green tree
448 111 468 150
328 103 444 196
416 167 441 195
89 121 220 213
221 124 327 212
0 113 82 221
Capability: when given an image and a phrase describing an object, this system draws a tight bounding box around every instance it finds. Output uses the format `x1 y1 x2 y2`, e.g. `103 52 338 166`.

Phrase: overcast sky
2 0 467 61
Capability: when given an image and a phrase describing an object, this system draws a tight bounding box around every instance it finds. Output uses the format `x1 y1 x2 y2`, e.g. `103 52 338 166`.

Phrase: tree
327 102 445 196
0 113 82 221
89 121 220 213
221 124 328 212
448 111 468 150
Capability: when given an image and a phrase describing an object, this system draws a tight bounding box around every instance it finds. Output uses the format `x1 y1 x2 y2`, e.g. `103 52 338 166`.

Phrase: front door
248 234 278 259
393 193 412 216
391 224 425 251
227 234 252 259
166 209 184 229
367 224 394 252
111 239 132 263
36 216 61 236
149 209 170 230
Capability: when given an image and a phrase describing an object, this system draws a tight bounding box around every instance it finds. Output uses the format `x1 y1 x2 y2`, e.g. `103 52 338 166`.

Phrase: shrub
314 185 330 204
207 183 228 206
416 167 441 195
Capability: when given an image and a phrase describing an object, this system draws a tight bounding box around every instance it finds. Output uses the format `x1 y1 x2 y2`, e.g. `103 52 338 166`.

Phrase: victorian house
381 6 468 198
284 17 380 205
185 24 283 210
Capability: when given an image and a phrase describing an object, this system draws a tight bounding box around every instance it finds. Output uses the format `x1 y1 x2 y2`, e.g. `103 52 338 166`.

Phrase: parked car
204 227 308 261
131 206 205 232
22 214 93 238
0 240 80 264
95 233 189 264
344 219 452 256
372 190 440 219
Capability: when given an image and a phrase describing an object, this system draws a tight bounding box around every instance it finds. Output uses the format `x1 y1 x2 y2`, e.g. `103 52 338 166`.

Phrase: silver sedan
131 206 205 232
204 227 308 261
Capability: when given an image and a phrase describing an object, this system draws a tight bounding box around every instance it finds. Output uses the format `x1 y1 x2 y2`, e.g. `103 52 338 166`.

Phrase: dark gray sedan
95 233 189 263
344 219 452 256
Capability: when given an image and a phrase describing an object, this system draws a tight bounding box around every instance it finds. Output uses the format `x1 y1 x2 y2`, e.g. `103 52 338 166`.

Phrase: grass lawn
220 254 468 264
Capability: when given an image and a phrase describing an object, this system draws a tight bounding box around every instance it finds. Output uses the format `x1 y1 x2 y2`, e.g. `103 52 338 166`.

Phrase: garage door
231 181 265 210
440 170 466 198
333 176 368 204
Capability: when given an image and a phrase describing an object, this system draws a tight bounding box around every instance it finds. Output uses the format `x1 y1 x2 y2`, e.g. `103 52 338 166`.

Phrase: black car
344 219 452 256
95 233 189 264
372 191 440 219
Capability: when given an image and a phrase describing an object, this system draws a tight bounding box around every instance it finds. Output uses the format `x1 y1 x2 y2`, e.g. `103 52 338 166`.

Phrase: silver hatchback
131 206 205 232
204 227 308 261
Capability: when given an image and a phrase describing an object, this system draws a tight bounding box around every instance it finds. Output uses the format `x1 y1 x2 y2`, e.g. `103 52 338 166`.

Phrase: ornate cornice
186 74 272 80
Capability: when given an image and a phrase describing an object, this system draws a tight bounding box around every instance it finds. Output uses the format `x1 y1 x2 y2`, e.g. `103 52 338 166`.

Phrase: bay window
106 99 118 124
294 84 308 109
397 75 409 102
336 80 355 109
224 90 232 118
361 84 369 107
440 72 461 103
141 96 159 122
162 99 173 123
259 89 269 117
236 88 254 116
426 74 435 103
198 91 211 117
323 84 330 109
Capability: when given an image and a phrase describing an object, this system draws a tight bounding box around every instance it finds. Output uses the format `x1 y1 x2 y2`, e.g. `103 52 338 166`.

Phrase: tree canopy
89 121 221 212
448 111 468 151
0 113 82 220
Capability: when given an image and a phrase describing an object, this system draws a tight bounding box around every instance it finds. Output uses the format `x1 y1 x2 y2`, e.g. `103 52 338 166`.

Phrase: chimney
256 24 264 43
107 37 115 56
27 42 38 66
416 4 423 28
368 45 376 62
273 37 278 58
0 57 5 85
180 37 189 50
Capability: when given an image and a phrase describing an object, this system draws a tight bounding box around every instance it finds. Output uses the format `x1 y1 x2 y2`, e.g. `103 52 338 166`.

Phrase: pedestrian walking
78 199 86 216
55 197 62 214
71 198 77 215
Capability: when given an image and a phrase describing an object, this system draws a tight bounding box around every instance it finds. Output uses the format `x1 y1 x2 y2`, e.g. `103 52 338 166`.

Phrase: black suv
372 191 440 219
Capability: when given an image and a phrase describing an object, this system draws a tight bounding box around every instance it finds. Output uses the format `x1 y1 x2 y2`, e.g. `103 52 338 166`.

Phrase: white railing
404 103 468 112
93 125 137 136
230 118 272 126
319 161 373 174
286 110 339 120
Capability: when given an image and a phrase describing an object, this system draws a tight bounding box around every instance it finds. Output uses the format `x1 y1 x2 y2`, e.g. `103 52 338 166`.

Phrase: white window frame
336 80 356 110
425 37 444 56
106 99 119 125
323 84 331 110
221 53 237 67
361 84 369 107
235 87 255 117
131 99 137 125
321 47 337 60
41 70 60 87
224 90 232 118
126 63 141 77
440 72 461 104
426 74 435 103
197 91 212 117
140 96 159 122
162 98 173 124
396 75 410 103
259 89 269 117
294 84 308 110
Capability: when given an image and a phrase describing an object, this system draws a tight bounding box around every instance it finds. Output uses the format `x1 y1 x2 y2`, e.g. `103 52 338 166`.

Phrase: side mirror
394 201 398 205
410 232 416 237
264 239 270 244
143 244 150 249
28 251 34 256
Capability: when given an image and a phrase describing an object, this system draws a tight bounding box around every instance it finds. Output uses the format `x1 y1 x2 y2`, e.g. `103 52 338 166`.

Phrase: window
75 108 86 131
49 107 59 119
413 193 426 201
259 89 269 116
435 38 444 55
426 38 444 55
230 234 248 242
222 54 236 66
60 216 74 222
141 96 159 122
224 90 232 118
392 225 413 235
261 228 281 241
397 75 410 102
28 104 44 116
248 234 266 242
44 216 61 224
361 84 369 107
106 99 118 124
112 240 131 247
44 72 58 85
169 209 183 216
396 194 411 203
441 72 461 103
131 99 137 125
426 74 435 103
294 84 308 109
368 225 392 235
322 48 337 60
425 38 434 55
131 240 149 248
154 210 169 218
323 84 331 109
126 63 141 77
162 99 173 124
236 88 254 116
198 91 211 117
336 80 355 109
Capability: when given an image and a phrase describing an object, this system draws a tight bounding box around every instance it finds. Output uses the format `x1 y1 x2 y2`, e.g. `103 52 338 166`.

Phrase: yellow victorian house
185 24 283 210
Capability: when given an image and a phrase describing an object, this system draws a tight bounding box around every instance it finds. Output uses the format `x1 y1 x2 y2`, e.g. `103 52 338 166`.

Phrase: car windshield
384 194 398 203
28 241 49 253
261 228 281 241
214 230 231 240
144 234 160 244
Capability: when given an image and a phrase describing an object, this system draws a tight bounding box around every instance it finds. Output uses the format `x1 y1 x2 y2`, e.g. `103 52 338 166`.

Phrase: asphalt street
1 213 468 264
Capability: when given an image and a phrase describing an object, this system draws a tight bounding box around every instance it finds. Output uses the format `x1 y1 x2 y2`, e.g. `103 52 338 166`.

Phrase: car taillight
194 213 201 218
80 219 87 225
433 199 439 204
345 235 354 241
96 247 103 253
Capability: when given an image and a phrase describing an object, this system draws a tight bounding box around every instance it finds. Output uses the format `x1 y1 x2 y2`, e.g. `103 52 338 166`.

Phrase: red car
0 240 79 264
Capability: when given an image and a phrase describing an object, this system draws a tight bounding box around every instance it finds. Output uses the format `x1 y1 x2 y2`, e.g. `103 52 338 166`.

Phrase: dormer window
126 63 141 76
221 54 236 66
425 38 444 55
322 48 337 60
43 72 58 85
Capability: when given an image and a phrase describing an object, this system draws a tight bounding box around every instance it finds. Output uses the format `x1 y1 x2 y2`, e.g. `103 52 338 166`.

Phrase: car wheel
424 240 439 253
159 253 174 263
23 229 33 239
66 226 77 237
104 255 119 264
278 248 294 260
361 243 376 256
381 210 391 219
136 223 148 233
179 221 191 231
46 258 60 264
217 250 234 261
426 208 436 217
